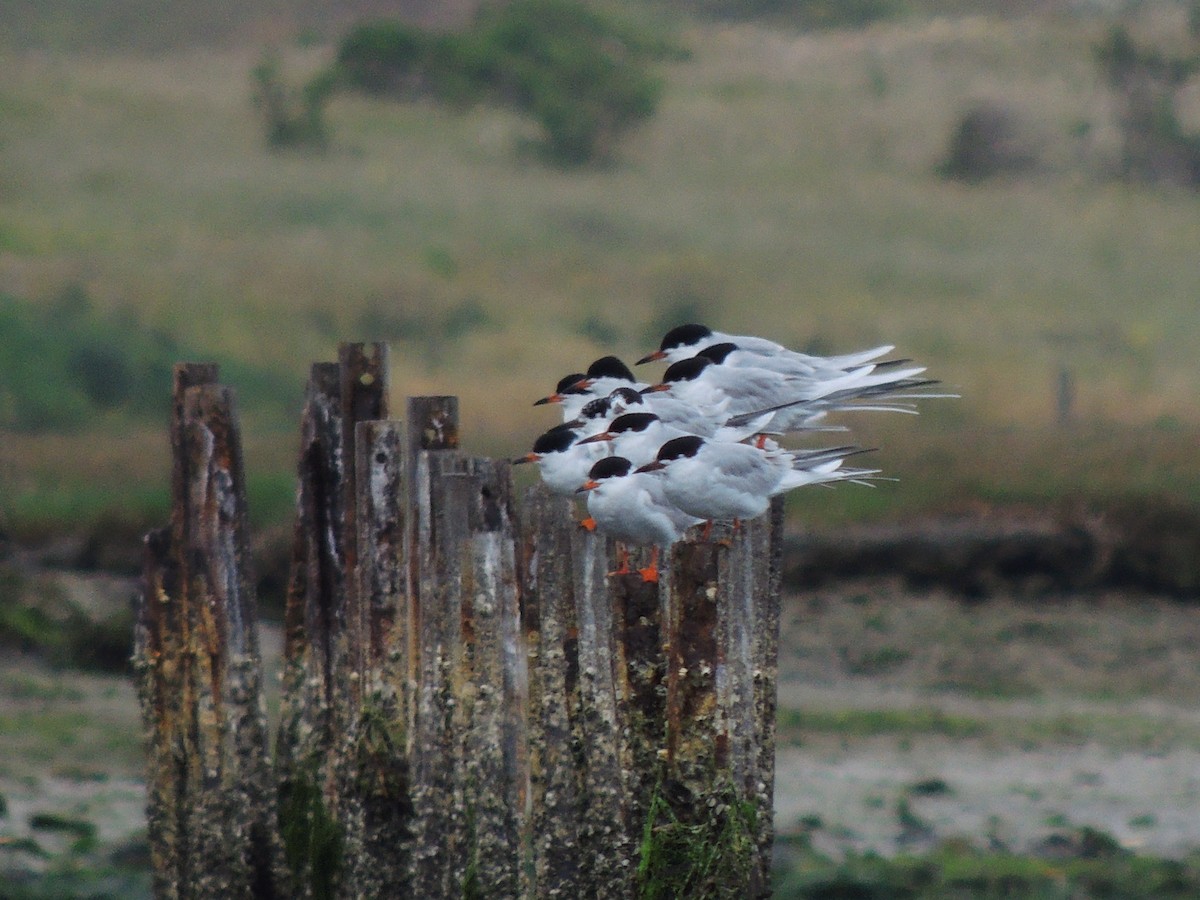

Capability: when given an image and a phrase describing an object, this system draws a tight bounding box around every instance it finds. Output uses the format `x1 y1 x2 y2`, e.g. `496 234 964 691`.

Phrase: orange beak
634 461 665 474
636 350 666 365
575 479 600 493
512 452 540 465
576 432 613 445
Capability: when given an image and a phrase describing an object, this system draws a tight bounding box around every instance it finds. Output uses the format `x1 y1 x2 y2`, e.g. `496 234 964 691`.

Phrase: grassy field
1 3 1199 534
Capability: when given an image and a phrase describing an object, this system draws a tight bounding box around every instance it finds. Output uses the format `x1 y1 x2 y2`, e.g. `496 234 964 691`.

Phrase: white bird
645 354 932 436
576 455 702 582
636 435 876 524
535 356 646 421
512 421 610 497
643 355 808 420
638 322 896 371
577 411 767 467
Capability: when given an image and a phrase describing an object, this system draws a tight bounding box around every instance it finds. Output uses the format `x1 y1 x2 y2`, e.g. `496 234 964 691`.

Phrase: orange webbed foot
580 517 597 532
637 565 660 583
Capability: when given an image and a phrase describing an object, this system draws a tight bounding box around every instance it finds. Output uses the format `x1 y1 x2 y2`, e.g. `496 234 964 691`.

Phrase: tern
578 411 770 467
576 455 702 582
513 421 610 497
638 322 895 370
636 435 877 524
535 356 647 421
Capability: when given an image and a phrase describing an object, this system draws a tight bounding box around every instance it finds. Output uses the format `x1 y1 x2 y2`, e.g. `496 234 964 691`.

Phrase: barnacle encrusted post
637 508 781 899
134 363 282 899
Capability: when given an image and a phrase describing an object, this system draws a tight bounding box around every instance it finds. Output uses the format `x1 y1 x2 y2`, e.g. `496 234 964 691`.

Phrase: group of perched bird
515 323 946 581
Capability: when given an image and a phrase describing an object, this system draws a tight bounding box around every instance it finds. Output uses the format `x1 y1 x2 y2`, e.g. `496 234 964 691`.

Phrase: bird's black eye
588 456 633 480
656 435 704 461
659 323 712 351
661 356 710 383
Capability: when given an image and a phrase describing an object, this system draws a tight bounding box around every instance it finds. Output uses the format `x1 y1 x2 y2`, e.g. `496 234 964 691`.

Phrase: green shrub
468 0 664 162
252 54 333 151
0 286 294 431
1095 25 1200 186
331 0 671 164
335 21 431 96
0 287 176 430
684 0 903 29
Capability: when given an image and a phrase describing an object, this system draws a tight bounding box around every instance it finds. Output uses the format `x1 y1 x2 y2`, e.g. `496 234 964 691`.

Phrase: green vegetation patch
330 0 675 164
0 287 294 434
638 778 761 899
280 772 344 900
774 835 1200 899
0 287 177 431
780 707 989 741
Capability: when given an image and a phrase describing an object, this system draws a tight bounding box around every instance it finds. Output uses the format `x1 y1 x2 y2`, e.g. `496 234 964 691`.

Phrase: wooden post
570 528 635 894
634 512 782 899
456 456 524 896
274 363 343 900
520 492 674 898
276 346 392 900
520 485 587 896
402 396 460 741
134 366 282 899
752 497 785 889
408 449 470 896
337 419 413 899
336 342 388 709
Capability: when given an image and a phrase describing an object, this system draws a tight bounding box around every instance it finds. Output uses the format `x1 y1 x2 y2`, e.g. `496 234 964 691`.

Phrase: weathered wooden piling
134 363 282 899
138 349 785 900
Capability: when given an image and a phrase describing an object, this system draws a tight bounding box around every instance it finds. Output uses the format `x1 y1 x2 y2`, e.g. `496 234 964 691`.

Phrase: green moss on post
637 778 760 900
279 773 344 900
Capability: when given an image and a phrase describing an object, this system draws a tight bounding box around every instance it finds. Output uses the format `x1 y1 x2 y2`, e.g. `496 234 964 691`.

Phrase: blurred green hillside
1 0 1199 536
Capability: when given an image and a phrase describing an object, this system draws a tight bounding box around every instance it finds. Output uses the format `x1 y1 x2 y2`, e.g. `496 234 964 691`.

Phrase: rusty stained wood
134 527 184 900
276 362 343 822
612 558 669 841
665 539 722 788
135 371 282 899
655 510 783 899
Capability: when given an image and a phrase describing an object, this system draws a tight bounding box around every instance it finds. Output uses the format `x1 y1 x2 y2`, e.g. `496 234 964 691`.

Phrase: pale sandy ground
3 574 1200 875
772 578 1200 859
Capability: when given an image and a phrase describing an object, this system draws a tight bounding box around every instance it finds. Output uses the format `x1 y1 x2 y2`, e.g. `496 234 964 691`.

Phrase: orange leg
700 520 714 542
637 546 661 583
580 516 597 531
608 544 631 577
